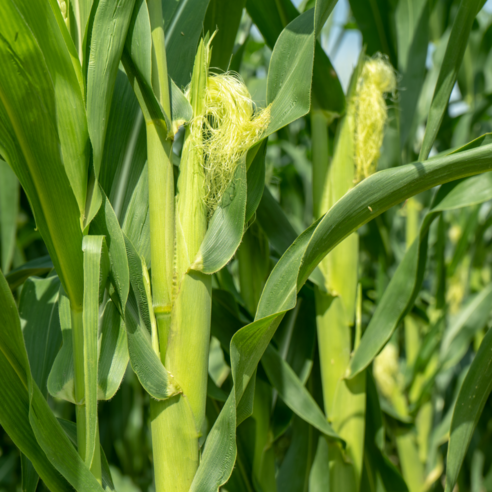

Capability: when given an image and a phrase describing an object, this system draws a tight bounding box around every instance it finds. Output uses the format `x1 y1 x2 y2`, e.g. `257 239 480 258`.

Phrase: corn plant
2 0 492 491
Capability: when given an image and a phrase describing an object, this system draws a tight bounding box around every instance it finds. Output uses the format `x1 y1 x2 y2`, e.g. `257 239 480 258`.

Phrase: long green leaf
48 289 76 403
445 327 492 492
98 300 129 400
193 159 247 274
123 235 181 399
0 159 18 273
348 0 397 64
6 256 53 291
71 0 94 57
20 276 62 398
362 373 409 492
246 140 268 222
262 344 338 438
10 0 89 218
86 0 137 178
204 0 246 71
396 0 429 148
0 268 104 491
349 144 492 378
0 1 84 308
57 418 115 491
195 138 492 491
91 193 130 313
82 235 109 467
265 9 316 136
439 284 492 370
247 0 344 117
121 163 150 264
419 0 482 160
276 416 316 492
257 187 298 256
165 0 212 88
99 70 147 222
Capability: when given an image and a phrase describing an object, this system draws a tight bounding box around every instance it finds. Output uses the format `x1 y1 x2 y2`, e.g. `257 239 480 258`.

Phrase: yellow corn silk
353 56 396 183
186 72 271 215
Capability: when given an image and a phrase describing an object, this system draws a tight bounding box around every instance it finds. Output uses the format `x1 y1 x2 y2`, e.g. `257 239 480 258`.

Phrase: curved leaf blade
445 327 492 492
193 159 247 274
0 269 104 491
419 0 482 160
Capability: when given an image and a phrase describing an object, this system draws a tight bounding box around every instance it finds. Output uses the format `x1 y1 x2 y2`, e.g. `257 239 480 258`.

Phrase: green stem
150 126 210 492
146 0 174 364
150 397 198 492
312 105 364 492
147 121 174 361
145 3 201 491
168 123 211 430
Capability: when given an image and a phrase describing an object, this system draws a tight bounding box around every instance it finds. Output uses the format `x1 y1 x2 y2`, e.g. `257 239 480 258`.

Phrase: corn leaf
91 194 130 312
10 0 89 218
99 70 147 222
247 0 344 117
20 277 62 399
71 0 95 56
419 0 483 160
276 416 316 492
98 300 129 400
348 0 397 64
85 0 137 179
90 193 172 400
194 137 492 491
0 1 84 308
246 140 268 222
82 235 109 467
246 0 299 49
362 373 409 492
445 326 492 492
262 344 338 438
265 9 316 136
21 456 39 492
48 289 76 403
57 418 116 491
126 0 152 86
0 159 18 273
396 0 429 147
6 256 53 290
126 0 193 132
439 284 492 371
193 159 247 274
19 276 62 491
124 235 181 399
121 164 150 264
204 0 246 71
165 0 212 88
349 139 492 379
0 268 104 491
256 187 298 256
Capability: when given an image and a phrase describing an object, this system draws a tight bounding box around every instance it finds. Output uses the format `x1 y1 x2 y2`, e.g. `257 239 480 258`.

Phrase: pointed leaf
193 159 247 274
86 0 137 177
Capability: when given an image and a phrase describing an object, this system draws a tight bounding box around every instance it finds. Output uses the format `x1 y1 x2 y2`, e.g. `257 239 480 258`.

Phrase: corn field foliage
2 0 492 490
